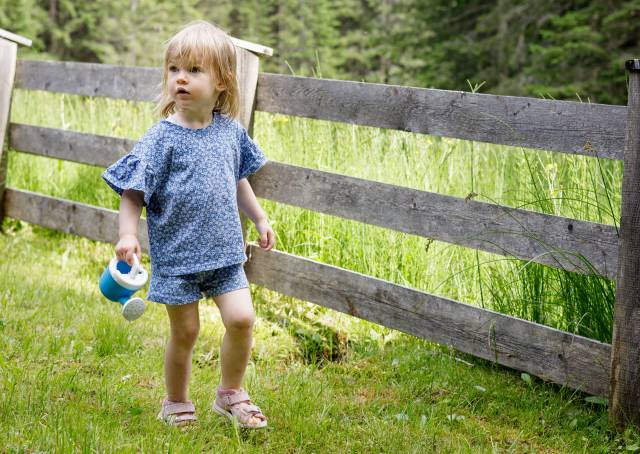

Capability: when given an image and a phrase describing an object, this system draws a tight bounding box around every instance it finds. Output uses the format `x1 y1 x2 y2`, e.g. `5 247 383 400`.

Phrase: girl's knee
225 312 255 332
171 321 200 346
166 301 200 346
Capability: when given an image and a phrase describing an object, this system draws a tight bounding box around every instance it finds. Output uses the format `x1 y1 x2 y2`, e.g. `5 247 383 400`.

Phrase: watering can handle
128 254 141 279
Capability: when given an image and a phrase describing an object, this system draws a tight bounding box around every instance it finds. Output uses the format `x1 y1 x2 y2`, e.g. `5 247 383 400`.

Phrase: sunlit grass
1 222 636 451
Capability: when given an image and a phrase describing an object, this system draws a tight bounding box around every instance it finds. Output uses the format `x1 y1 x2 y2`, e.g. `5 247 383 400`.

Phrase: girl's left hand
254 218 275 251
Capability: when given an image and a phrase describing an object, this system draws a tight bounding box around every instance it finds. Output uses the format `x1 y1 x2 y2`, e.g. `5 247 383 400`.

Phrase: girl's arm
237 178 266 223
237 178 275 250
116 189 144 264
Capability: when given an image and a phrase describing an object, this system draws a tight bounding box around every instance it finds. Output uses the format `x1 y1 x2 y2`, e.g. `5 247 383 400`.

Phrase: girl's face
167 60 225 114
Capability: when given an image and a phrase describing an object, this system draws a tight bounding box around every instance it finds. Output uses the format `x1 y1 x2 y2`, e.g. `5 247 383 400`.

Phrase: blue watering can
99 255 148 321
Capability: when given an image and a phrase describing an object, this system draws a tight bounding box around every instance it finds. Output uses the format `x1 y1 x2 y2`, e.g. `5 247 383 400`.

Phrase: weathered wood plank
255 73 627 160
244 245 611 396
249 162 619 279
16 60 160 102
3 188 149 251
15 60 626 159
610 60 640 430
0 38 18 226
230 36 273 57
234 45 262 244
2 186 612 396
9 123 132 168
235 47 260 136
0 28 32 47
8 123 619 279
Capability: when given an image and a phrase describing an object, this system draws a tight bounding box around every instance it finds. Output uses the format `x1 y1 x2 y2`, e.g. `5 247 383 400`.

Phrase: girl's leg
164 301 200 402
212 287 255 390
213 287 265 427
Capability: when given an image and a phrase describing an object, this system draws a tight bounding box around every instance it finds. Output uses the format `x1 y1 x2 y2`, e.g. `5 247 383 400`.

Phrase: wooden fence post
0 29 30 231
231 38 272 247
610 59 640 430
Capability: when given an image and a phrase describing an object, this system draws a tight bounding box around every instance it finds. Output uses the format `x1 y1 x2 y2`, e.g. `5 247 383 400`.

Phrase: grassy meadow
0 88 637 452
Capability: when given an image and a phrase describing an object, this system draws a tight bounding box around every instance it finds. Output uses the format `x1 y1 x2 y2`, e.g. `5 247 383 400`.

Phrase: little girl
101 20 274 429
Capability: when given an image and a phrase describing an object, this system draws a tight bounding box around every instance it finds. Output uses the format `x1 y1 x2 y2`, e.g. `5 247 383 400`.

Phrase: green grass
0 88 636 450
1 221 639 452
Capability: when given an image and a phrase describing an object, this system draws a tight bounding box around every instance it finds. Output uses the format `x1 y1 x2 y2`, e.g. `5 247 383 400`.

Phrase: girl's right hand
115 233 141 266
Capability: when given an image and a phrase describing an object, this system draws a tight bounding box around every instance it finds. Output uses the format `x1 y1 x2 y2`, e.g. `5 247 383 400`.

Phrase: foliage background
2 0 639 105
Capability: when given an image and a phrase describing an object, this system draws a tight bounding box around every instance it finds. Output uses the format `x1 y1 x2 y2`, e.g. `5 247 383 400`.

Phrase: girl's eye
169 65 178 72
190 66 201 73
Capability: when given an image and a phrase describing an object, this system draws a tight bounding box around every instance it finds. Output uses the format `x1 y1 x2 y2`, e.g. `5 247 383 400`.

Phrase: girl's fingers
267 230 275 250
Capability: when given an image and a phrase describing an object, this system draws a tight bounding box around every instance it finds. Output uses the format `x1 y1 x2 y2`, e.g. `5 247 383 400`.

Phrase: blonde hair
156 20 239 119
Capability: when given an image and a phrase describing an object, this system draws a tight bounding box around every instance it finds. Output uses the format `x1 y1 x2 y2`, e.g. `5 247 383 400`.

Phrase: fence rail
15 59 627 159
4 57 633 404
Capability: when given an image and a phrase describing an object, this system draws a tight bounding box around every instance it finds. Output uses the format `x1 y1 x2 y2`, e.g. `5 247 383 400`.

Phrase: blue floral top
102 112 267 276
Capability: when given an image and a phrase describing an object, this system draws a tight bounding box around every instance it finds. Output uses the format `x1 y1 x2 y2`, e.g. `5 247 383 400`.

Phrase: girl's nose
176 70 189 82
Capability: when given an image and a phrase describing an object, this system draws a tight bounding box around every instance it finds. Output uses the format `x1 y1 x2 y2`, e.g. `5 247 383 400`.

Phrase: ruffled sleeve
237 126 267 182
102 126 166 207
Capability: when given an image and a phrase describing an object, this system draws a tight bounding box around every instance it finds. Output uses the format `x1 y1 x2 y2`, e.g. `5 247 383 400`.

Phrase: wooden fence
2 32 640 429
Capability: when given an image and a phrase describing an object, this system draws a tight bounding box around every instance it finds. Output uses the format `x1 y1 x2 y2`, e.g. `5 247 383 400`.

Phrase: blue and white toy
99 255 148 321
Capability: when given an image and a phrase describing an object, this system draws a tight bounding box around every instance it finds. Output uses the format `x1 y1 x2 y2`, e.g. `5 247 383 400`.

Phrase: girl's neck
169 109 215 129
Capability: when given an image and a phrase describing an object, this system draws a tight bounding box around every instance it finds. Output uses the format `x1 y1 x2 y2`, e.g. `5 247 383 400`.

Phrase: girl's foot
157 399 197 427
213 388 267 429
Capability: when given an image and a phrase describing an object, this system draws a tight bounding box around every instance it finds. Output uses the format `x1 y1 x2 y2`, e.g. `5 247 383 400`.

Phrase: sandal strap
163 400 195 416
240 403 264 416
228 402 266 422
173 413 197 423
218 390 250 407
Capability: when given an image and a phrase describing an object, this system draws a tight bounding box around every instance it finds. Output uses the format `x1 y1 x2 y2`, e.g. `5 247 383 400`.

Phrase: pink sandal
213 388 267 429
157 399 197 427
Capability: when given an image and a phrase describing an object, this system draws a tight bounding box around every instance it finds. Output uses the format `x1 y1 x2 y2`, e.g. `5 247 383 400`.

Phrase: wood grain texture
244 245 611 396
0 39 17 225
235 47 260 131
1 186 612 396
9 123 132 167
249 161 619 279
16 60 159 102
234 46 261 244
3 188 149 250
8 123 619 278
610 66 640 429
255 73 626 160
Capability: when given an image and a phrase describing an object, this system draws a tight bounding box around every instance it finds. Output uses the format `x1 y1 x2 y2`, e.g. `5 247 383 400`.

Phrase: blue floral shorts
147 263 249 305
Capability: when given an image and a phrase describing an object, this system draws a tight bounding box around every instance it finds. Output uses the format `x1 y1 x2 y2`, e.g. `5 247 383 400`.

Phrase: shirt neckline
162 111 218 132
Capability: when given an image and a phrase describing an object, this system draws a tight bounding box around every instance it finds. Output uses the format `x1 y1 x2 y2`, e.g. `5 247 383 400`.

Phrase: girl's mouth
176 88 190 95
